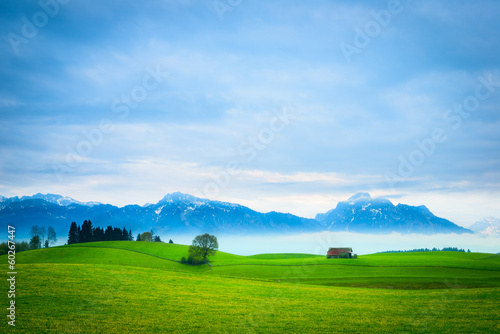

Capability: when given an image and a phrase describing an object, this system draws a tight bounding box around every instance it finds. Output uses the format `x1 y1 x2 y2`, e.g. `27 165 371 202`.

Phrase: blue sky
1 0 499 227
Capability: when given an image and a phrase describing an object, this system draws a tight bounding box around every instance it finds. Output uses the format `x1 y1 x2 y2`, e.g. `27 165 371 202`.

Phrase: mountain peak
158 192 206 204
17 193 101 207
347 192 372 202
317 194 472 235
469 217 500 238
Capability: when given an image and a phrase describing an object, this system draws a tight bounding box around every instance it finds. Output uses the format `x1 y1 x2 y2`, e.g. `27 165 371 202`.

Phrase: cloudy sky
1 0 499 228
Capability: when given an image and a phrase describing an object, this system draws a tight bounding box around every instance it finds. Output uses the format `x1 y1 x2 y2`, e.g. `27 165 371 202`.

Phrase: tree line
0 225 57 254
379 247 471 253
67 220 175 244
67 220 133 244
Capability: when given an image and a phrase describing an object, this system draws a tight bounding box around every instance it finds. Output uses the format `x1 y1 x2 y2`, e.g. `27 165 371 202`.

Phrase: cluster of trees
30 225 57 249
136 230 161 242
0 241 30 254
135 230 174 243
380 247 471 253
68 220 133 244
0 225 57 254
181 233 218 265
67 221 176 245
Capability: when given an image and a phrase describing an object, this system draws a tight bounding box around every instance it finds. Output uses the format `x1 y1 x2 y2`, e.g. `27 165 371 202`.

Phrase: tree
122 227 129 241
136 233 141 241
153 235 162 242
68 222 79 245
47 226 57 247
112 227 121 240
169 239 174 244
139 232 153 242
188 233 218 263
29 235 41 250
104 226 113 241
128 229 134 241
93 227 104 242
80 220 93 243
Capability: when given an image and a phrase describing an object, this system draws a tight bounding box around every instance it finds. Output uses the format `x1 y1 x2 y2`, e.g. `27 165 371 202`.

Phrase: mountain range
0 192 322 241
0 192 484 242
315 193 472 235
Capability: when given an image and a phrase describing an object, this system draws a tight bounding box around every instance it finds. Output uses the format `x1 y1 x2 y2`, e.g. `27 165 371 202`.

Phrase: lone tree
188 233 218 263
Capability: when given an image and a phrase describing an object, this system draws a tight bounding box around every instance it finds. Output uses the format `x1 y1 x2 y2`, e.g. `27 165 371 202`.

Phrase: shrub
180 254 207 265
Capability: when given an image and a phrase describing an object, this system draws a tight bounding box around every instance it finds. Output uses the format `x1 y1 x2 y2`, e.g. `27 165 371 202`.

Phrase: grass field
2 241 499 333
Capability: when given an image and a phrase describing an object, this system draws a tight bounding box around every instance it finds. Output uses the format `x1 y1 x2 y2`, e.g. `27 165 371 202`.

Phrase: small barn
327 247 353 259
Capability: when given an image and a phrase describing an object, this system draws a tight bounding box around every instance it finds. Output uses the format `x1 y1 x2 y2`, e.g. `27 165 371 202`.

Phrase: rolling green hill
2 241 499 333
19 241 500 289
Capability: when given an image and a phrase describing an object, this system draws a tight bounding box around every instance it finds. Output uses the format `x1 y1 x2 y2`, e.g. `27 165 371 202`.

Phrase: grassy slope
64 241 500 268
3 264 499 333
26 241 500 289
2 241 499 333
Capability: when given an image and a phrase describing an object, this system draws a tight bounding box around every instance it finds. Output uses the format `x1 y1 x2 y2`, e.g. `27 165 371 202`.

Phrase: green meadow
2 241 499 333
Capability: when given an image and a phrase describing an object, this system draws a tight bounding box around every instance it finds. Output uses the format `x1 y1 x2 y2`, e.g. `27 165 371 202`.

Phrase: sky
1 0 500 228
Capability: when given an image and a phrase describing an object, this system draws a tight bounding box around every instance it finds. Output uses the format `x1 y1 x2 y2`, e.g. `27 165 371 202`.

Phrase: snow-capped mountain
0 192 322 240
0 192 476 241
315 193 473 234
0 193 101 208
469 217 500 238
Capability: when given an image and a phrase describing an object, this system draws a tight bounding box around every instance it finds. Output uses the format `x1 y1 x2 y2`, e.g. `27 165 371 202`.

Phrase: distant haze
168 232 499 256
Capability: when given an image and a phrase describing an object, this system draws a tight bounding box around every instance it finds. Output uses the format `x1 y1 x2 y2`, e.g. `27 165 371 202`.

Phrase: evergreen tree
68 222 79 245
136 233 141 241
94 227 105 242
113 227 122 240
122 227 129 241
80 220 93 243
129 229 133 241
104 226 113 241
